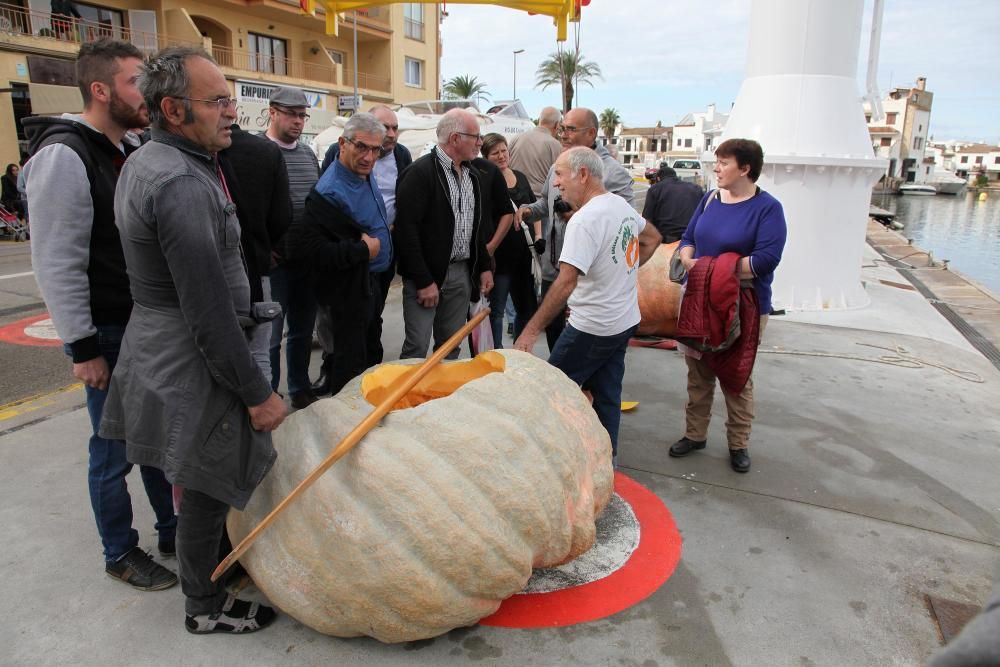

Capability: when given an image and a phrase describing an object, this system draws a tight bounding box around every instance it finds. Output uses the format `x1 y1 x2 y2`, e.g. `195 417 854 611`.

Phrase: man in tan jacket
509 106 562 198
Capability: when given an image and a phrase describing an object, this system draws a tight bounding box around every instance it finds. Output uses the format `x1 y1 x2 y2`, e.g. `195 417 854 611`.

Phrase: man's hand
361 233 380 260
248 392 287 432
416 283 439 308
480 270 494 295
513 328 539 353
73 356 110 391
516 205 531 224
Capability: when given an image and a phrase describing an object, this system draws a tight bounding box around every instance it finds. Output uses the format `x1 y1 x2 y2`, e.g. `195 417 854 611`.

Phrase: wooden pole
211 308 490 582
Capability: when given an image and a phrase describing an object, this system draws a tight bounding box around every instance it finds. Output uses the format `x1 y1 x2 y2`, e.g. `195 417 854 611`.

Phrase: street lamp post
512 49 524 100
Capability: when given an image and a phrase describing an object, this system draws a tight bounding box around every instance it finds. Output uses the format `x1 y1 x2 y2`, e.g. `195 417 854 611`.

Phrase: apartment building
671 103 727 160
615 123 670 167
0 0 441 163
864 77 933 183
953 143 1000 183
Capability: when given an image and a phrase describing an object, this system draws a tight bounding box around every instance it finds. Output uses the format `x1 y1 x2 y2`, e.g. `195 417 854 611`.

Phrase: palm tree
442 75 490 103
534 50 603 112
599 108 621 144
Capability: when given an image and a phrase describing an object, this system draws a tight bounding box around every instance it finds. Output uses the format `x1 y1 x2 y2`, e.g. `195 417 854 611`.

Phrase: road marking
0 383 83 422
0 313 62 347
0 271 33 281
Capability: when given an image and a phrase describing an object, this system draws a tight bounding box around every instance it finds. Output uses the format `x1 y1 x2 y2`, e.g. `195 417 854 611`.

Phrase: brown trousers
683 316 768 451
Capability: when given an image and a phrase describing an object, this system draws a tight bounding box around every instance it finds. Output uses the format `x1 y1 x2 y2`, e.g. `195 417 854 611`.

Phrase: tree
599 108 621 143
534 50 603 112
442 75 490 103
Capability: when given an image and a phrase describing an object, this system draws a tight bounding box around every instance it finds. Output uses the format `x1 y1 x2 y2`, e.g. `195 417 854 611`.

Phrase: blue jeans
67 325 176 563
548 323 637 455
269 264 317 395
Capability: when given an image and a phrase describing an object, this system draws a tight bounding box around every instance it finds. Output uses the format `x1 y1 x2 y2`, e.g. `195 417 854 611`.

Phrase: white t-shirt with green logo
558 192 646 337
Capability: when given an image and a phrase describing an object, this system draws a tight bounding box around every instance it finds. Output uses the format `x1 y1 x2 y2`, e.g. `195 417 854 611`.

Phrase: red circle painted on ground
0 313 62 347
480 471 682 628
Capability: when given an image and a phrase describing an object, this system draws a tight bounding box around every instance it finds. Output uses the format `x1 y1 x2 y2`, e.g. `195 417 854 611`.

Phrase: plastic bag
469 296 494 355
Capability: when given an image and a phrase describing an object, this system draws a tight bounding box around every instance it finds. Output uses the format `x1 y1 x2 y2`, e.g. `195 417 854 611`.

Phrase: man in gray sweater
24 38 176 592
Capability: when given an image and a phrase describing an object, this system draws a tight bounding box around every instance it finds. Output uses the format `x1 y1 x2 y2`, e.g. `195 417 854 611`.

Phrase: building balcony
0 2 390 95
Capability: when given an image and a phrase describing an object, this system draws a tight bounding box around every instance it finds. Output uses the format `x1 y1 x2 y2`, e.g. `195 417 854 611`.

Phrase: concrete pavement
3 240 999 666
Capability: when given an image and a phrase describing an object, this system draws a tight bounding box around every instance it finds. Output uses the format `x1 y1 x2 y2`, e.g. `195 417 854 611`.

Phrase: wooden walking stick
211 307 491 583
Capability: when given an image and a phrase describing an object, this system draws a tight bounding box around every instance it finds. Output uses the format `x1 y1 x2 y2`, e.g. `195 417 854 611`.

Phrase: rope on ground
759 342 985 383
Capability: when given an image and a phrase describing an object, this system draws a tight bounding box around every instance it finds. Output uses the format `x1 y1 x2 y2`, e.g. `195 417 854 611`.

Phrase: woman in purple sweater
669 138 787 473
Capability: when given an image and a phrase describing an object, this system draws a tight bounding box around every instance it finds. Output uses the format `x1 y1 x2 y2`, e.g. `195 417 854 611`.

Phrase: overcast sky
439 0 1000 144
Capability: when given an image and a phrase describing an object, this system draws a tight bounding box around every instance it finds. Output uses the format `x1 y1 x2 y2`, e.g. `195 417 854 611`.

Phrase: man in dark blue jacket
314 105 411 393
291 113 389 395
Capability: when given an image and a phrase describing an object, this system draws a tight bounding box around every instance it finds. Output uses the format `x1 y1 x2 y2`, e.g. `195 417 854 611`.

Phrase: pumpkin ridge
366 418 535 599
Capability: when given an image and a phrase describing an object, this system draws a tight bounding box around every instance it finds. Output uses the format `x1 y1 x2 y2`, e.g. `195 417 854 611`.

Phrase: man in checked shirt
394 108 507 359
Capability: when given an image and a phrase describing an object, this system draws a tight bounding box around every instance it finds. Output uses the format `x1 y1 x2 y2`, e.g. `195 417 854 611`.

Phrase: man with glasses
289 113 392 395
395 108 503 359
314 104 412 394
101 46 286 634
516 107 635 351
265 86 321 409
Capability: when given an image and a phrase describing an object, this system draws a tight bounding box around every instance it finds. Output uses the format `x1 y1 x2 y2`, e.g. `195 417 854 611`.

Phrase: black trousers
176 487 231 616
328 268 394 396
541 278 567 352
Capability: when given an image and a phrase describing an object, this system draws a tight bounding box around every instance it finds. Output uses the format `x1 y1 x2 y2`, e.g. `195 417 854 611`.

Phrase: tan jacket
508 126 562 198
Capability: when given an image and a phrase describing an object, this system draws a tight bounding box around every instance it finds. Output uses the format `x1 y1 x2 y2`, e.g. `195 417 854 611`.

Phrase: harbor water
871 191 1000 295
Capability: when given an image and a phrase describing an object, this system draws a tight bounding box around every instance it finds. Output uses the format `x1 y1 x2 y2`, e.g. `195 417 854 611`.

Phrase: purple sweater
679 189 787 313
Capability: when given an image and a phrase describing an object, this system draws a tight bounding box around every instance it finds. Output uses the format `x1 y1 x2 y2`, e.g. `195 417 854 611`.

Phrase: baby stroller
0 203 28 241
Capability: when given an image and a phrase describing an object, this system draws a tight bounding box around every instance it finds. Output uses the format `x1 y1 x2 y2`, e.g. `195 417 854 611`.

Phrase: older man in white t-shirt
514 146 661 463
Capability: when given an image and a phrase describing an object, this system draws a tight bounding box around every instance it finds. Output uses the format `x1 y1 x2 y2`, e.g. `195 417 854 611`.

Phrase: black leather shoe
729 449 751 473
669 437 706 457
311 370 331 395
289 390 318 410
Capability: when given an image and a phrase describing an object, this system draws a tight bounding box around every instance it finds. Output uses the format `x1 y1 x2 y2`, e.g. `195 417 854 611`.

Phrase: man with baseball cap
265 86 321 410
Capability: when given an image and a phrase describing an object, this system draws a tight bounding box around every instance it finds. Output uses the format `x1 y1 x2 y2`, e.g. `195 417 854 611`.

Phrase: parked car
671 159 703 184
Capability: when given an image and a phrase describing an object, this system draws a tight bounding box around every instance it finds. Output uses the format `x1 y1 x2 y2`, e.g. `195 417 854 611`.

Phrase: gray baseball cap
268 86 309 108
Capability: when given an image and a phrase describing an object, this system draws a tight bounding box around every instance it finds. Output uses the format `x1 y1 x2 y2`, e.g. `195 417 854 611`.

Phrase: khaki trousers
683 316 768 451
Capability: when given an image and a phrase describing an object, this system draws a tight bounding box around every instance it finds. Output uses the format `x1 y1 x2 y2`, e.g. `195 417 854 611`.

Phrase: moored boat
899 183 937 195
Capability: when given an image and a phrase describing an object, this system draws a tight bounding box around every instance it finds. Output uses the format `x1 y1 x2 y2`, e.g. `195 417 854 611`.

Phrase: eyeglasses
558 125 592 135
177 96 238 110
456 131 484 142
345 137 383 156
273 107 310 121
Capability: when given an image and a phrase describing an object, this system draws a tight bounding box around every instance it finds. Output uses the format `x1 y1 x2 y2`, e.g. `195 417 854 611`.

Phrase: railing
0 2 390 92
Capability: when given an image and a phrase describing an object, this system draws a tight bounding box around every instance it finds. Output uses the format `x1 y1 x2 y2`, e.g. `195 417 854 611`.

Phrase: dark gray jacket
99 129 275 509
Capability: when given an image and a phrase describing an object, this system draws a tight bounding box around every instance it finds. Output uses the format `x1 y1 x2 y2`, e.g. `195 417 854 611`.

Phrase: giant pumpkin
227 349 614 643
636 241 683 336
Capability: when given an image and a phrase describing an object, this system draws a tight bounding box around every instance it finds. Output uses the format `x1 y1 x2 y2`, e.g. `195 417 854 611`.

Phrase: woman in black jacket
480 133 540 345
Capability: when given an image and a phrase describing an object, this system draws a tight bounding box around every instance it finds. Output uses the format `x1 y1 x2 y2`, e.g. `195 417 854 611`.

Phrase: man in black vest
24 39 177 591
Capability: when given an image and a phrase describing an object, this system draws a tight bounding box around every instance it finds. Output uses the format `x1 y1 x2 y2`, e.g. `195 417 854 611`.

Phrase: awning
28 83 83 115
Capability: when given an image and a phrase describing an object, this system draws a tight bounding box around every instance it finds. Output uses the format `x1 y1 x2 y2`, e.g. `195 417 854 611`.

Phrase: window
865 114 871 122
326 49 345 65
961 156 968 164
676 138 682 147
913 137 922 150
404 3 424 41
880 137 891 147
248 32 287 75
684 138 692 148
886 112 898 125
404 57 423 87
995 157 1000 164
975 156 983 164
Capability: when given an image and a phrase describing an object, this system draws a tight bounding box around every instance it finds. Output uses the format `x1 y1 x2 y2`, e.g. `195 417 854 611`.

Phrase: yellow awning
305 0 578 41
